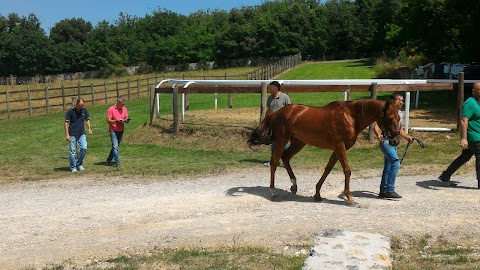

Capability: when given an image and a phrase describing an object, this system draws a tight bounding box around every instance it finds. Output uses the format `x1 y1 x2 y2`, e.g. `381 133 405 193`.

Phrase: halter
379 105 400 144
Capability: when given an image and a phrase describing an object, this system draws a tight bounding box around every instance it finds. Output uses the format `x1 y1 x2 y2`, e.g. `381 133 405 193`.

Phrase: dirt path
1 168 480 269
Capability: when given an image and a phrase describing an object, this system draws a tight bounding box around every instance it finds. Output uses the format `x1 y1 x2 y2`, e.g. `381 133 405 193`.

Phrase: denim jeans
441 141 480 181
379 140 400 193
108 131 123 165
69 134 87 170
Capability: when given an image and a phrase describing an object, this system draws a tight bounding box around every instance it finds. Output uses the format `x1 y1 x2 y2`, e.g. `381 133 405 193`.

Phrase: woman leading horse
248 99 401 205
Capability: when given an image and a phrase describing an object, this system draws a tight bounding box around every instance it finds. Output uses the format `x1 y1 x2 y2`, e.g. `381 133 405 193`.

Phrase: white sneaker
263 162 270 166
71 168 78 173
77 165 85 171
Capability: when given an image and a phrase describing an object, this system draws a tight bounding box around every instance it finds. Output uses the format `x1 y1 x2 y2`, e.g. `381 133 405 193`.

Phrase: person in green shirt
439 82 480 188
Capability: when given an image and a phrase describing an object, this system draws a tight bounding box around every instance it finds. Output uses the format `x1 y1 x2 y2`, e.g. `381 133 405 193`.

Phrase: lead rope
399 138 425 164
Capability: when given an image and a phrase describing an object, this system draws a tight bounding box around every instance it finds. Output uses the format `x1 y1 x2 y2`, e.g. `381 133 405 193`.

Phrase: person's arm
399 127 413 143
64 121 71 142
106 110 119 124
124 108 129 123
373 123 383 142
460 116 468 149
86 119 93 135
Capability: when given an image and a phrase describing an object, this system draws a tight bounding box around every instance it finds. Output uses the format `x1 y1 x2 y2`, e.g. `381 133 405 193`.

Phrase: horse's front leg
314 152 338 201
334 145 355 206
282 139 306 194
269 162 278 200
269 142 286 200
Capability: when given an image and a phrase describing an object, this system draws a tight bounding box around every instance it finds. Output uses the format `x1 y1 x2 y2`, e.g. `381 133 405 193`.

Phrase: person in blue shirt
374 93 413 199
439 82 480 188
64 98 93 172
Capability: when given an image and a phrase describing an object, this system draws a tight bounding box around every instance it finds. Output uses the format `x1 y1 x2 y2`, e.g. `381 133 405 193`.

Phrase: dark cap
269 81 281 90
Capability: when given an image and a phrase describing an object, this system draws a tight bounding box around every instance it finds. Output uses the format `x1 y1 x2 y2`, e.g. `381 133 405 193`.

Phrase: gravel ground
1 167 479 269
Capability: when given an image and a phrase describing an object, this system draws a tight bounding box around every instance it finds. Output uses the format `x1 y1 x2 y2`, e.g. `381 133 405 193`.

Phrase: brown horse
248 99 401 205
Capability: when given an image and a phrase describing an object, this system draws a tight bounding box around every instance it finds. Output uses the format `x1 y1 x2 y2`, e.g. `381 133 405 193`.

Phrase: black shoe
378 192 387 198
385 192 402 199
438 174 450 182
438 174 457 187
106 160 112 166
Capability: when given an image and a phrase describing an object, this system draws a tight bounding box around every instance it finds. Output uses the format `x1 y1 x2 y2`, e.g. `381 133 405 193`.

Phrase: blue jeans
270 143 290 159
69 134 87 170
379 140 400 193
108 131 123 165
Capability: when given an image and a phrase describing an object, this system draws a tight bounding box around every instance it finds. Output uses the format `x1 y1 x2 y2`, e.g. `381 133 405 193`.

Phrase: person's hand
408 137 414 143
123 118 129 123
116 119 123 123
65 135 71 142
88 128 93 135
460 138 468 149
377 134 383 142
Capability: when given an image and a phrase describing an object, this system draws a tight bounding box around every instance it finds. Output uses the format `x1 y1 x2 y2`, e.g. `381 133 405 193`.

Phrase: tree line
0 0 479 77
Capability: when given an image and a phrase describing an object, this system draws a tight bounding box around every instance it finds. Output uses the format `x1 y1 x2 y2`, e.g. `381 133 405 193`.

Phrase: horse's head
379 99 401 146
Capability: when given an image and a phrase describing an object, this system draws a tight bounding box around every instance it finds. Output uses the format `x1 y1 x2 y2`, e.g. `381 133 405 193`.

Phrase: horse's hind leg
281 138 306 194
314 152 338 201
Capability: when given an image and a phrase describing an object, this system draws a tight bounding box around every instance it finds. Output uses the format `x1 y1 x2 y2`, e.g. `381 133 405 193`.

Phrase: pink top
107 104 128 132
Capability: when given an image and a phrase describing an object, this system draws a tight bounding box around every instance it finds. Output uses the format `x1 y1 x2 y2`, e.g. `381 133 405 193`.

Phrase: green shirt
267 92 291 112
462 97 480 142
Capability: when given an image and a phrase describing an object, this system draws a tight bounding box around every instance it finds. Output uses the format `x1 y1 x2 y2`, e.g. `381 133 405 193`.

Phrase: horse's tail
247 113 273 148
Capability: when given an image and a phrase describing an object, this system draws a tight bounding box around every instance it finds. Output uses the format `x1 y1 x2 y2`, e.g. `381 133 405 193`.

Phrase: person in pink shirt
106 96 129 167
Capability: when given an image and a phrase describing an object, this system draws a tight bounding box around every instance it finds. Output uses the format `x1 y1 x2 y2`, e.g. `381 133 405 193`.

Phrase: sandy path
1 168 479 269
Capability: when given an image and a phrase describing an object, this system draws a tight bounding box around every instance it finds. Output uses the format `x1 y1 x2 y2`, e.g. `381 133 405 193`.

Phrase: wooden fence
154 80 456 139
0 54 302 120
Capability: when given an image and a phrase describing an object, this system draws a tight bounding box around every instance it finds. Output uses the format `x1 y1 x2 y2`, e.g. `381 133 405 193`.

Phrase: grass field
2 59 474 269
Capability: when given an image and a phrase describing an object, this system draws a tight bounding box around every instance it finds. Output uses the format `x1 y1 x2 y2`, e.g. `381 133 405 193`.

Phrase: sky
1 0 267 34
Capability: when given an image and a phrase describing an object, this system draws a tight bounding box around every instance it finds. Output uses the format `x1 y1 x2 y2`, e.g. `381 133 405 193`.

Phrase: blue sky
1 0 266 33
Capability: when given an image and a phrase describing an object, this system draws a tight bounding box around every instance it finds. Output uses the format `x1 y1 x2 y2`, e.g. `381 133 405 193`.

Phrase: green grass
392 235 480 269
0 58 462 181
83 247 306 270
278 59 376 80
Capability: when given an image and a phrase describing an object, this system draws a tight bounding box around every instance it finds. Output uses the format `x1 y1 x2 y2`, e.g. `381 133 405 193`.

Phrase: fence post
173 87 179 134
147 78 150 96
77 82 81 98
260 82 268 121
368 83 378 142
149 86 157 125
28 88 32 116
457 72 465 131
45 87 49 114
116 81 119 98
61 85 66 111
127 79 131 100
137 78 140 98
90 83 95 106
6 89 11 119
104 81 108 104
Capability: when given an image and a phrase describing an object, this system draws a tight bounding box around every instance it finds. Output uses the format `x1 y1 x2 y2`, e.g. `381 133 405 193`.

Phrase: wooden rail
153 81 456 136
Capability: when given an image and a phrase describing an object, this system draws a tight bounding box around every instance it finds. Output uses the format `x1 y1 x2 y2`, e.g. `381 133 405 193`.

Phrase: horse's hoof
290 185 297 194
346 201 359 207
271 194 279 201
313 194 322 201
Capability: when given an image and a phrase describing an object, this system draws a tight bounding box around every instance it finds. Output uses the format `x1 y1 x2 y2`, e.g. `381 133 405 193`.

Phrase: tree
0 13 54 76
50 18 92 44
